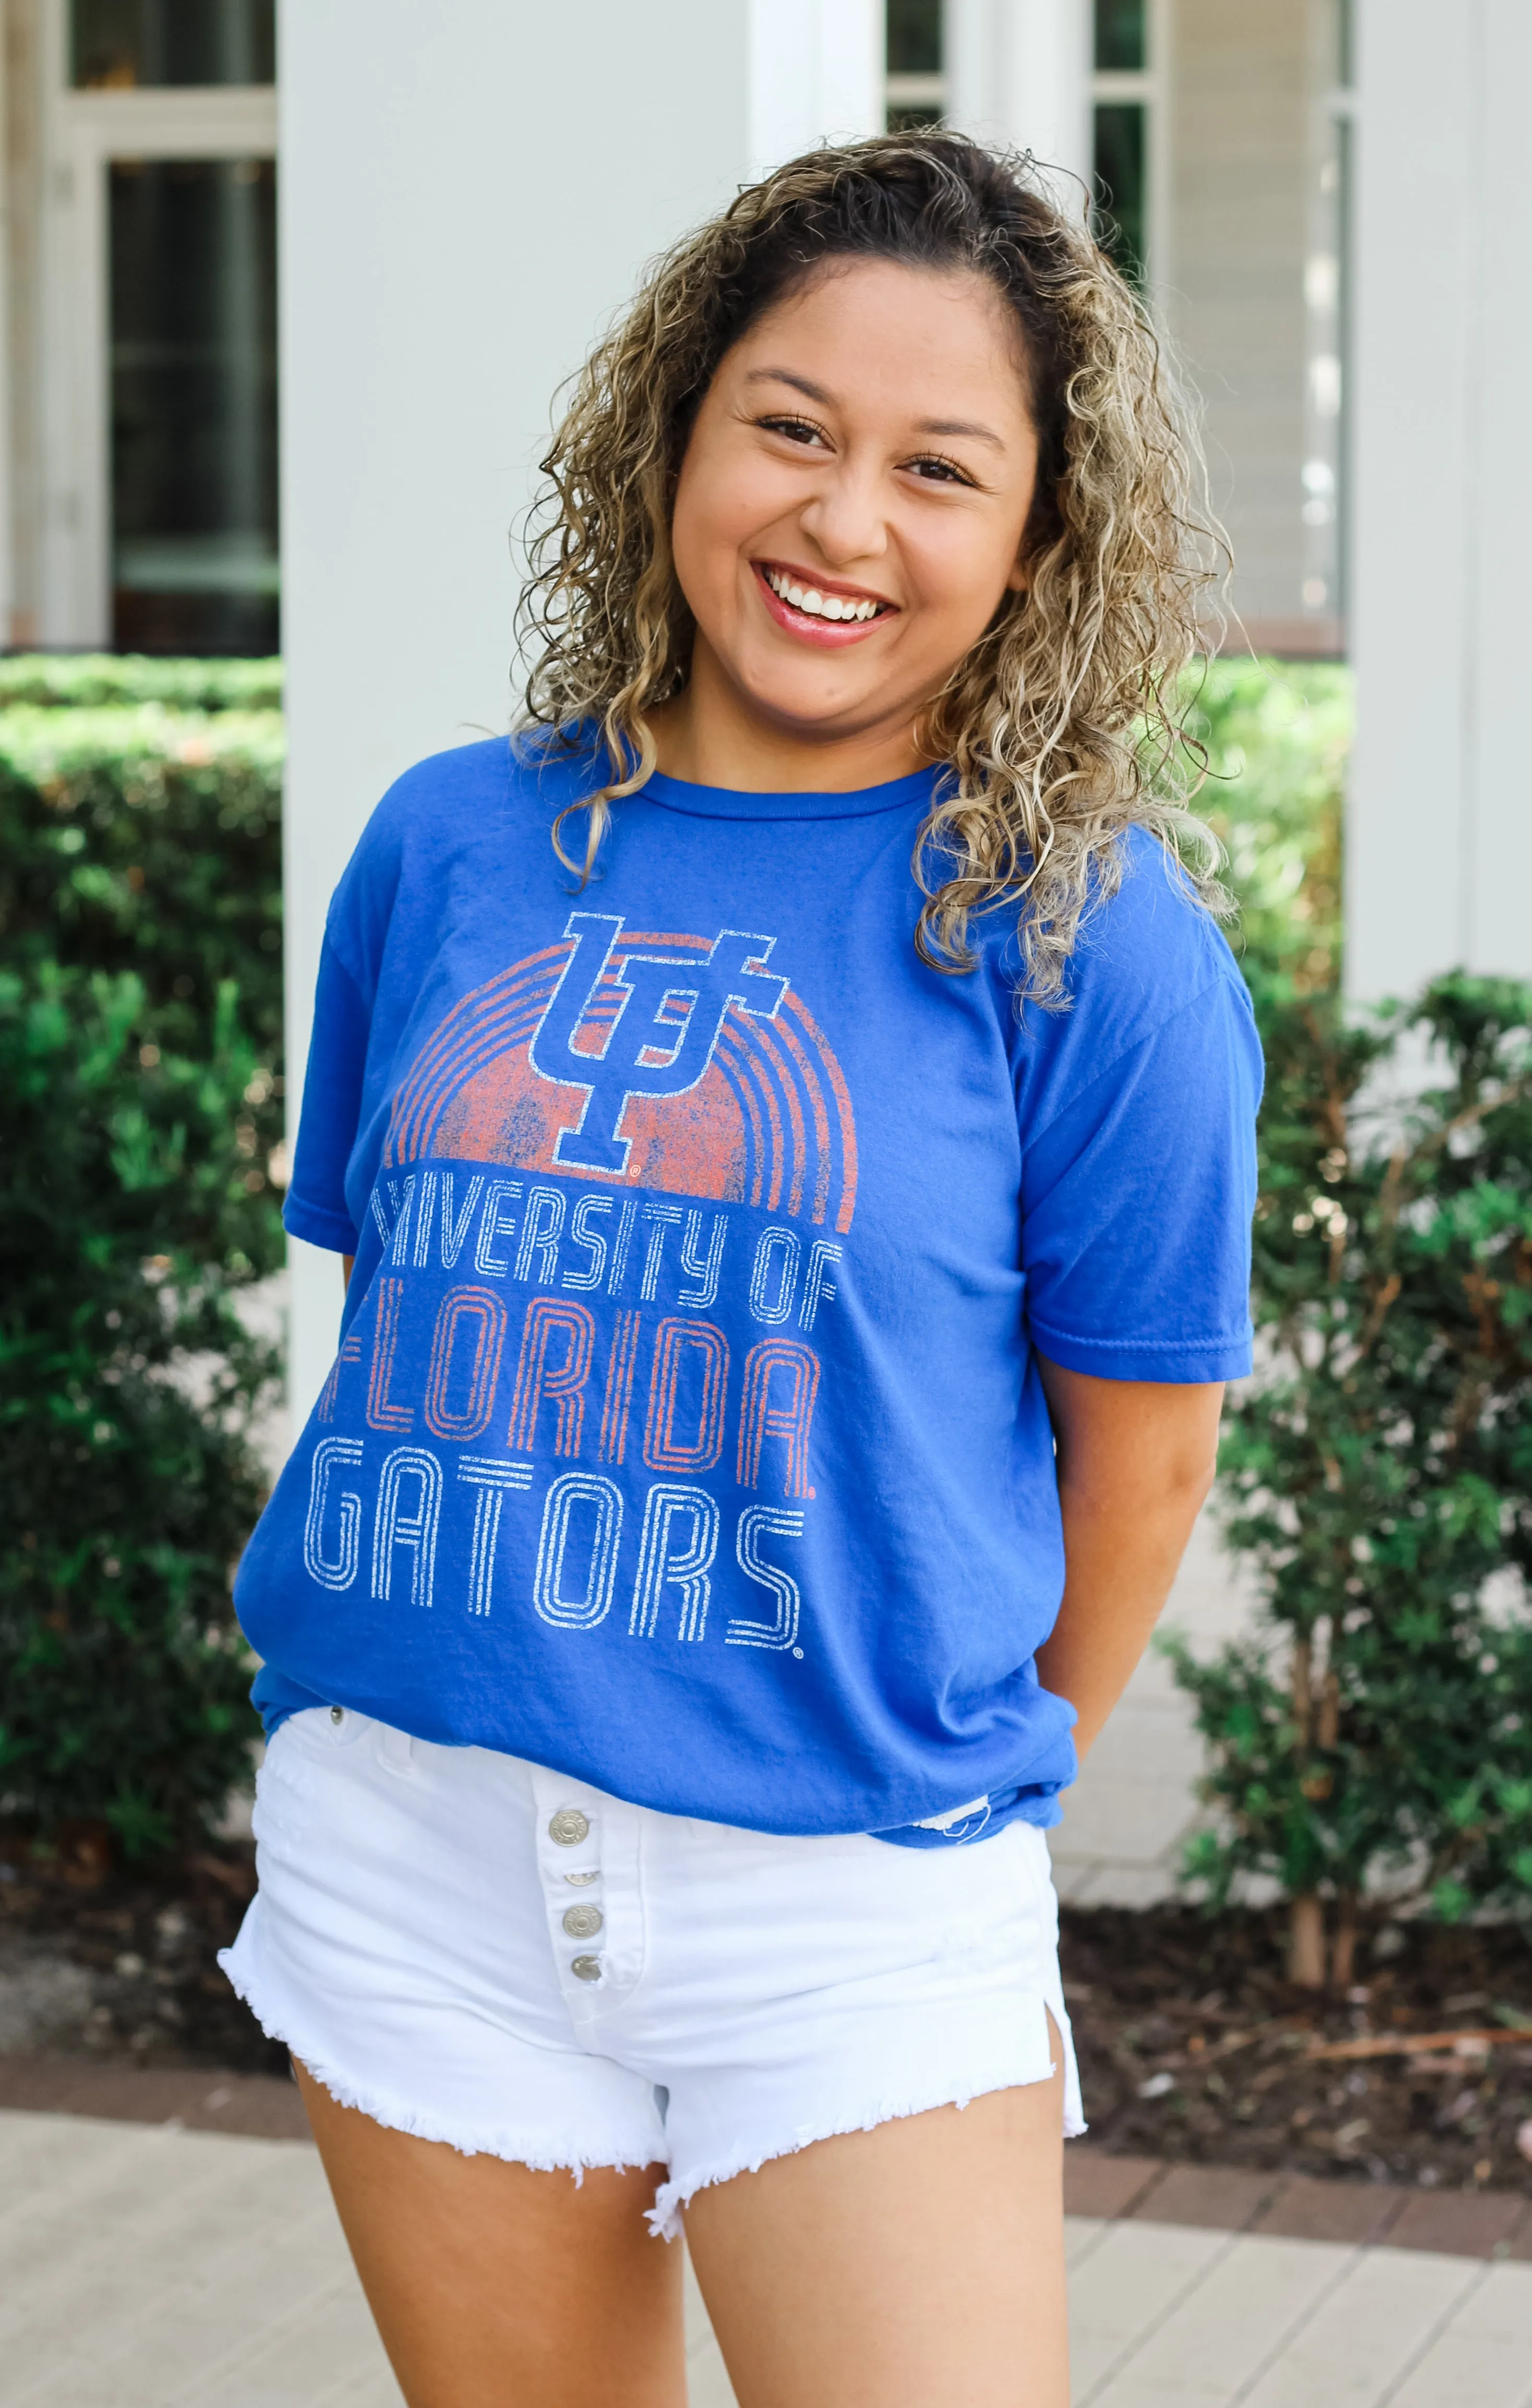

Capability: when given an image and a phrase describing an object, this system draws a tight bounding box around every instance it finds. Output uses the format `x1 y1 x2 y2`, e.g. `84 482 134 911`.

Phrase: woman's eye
906 454 972 486
759 415 829 448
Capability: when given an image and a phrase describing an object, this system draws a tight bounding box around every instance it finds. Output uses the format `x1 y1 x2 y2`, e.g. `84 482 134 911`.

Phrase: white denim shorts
220 1705 1084 2236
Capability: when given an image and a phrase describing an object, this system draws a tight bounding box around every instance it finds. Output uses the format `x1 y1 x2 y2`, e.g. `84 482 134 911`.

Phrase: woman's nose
798 464 889 570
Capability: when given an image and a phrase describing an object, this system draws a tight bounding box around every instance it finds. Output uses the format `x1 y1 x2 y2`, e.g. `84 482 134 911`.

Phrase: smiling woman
221 132 1261 2408
525 136 1225 1001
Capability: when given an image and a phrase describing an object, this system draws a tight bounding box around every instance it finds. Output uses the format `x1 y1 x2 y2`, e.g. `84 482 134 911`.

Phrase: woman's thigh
295 2064 686 2408
682 2035 1068 2408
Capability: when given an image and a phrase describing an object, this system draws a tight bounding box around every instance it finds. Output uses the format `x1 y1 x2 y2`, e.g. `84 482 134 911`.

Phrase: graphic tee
237 735 1262 1846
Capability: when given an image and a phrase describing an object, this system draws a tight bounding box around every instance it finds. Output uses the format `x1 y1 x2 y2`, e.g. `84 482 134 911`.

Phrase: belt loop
378 1723 414 1775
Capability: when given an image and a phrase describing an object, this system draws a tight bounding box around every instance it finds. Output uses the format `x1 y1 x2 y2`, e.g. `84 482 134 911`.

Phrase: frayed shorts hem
647 2053 1087 2239
223 1938 1082 2244
218 1947 668 2195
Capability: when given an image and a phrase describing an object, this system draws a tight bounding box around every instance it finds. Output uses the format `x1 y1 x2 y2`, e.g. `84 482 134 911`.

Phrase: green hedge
0 654 282 712
0 662 283 1857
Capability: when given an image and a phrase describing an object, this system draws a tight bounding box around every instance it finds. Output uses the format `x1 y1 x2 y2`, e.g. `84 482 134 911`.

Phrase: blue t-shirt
237 735 1261 1846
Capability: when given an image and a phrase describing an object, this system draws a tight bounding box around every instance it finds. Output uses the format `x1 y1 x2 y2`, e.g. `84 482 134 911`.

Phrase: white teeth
766 568 880 622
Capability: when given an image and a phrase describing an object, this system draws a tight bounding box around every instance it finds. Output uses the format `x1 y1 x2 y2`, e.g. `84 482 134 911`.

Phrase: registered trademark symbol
792 1647 804 1659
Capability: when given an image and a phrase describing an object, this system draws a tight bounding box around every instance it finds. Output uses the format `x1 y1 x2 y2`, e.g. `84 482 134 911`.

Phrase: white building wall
279 0 881 1423
946 0 1092 196
1167 0 1313 651
1347 0 1532 997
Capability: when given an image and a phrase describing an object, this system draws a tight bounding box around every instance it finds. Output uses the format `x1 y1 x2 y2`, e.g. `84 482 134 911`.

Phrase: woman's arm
1031 1357 1223 1763
343 1255 354 1291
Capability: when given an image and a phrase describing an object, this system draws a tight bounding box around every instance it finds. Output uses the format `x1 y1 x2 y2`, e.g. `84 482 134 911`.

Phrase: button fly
562 1903 602 1939
570 1954 603 1982
548 1809 590 1847
564 1870 598 1886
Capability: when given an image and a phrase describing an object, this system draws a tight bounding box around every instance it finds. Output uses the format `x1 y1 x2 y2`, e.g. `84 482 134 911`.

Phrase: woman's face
669 258 1041 764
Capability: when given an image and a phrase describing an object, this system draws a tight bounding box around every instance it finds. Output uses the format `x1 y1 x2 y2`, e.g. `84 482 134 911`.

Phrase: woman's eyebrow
915 416 1005 449
743 369 1006 452
743 366 835 404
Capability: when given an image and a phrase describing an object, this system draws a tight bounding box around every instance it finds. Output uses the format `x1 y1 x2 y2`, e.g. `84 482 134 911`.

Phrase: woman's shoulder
985 823 1257 1094
362 726 599 856
1067 824 1247 1014
334 727 601 906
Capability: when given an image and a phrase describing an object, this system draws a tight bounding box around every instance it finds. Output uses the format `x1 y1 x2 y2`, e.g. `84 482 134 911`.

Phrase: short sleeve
282 936 372 1254
1020 972 1261 1383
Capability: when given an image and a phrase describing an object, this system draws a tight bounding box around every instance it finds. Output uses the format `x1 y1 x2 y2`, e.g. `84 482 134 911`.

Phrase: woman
225 134 1260 2406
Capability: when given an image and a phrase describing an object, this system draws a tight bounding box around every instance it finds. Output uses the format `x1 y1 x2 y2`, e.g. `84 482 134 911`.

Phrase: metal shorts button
548 1808 590 1847
570 1954 603 1982
330 1706 343 1725
562 1903 602 1939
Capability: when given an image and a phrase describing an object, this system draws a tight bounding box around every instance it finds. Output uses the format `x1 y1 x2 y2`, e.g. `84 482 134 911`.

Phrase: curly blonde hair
519 130 1228 1004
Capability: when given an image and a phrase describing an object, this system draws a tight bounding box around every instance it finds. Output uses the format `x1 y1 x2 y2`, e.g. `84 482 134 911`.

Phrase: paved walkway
6 2108 1529 2406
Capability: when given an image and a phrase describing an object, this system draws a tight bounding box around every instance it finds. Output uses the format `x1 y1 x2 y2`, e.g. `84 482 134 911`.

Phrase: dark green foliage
1165 664 1532 1940
0 675 283 1856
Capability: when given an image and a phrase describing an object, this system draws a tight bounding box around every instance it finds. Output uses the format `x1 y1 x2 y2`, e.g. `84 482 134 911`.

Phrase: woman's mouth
752 560 896 647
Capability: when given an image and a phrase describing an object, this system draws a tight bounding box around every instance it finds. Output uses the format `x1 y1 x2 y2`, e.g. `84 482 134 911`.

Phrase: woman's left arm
1031 1356 1223 1762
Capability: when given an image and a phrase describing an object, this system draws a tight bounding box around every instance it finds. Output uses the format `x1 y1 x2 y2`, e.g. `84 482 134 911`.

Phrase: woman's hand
1031 1358 1223 1763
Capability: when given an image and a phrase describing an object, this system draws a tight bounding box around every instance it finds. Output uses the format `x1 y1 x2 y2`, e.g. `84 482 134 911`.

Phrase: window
110 157 279 655
39 0 279 649
71 0 275 89
1091 0 1158 287
886 0 945 130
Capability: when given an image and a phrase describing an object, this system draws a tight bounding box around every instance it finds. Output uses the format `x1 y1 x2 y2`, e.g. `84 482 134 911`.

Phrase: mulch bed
4 1834 1530 2199
1060 1902 1532 2196
0 1832 286 2078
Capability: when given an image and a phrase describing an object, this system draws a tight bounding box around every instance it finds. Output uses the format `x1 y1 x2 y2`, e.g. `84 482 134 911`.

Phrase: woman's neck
649 643 929 794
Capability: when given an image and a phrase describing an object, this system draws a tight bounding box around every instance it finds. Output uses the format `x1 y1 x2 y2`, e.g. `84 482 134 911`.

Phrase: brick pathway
4 2090 1529 2406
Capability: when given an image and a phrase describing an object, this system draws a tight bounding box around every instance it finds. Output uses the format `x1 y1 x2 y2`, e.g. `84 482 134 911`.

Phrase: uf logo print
528 912 788 1176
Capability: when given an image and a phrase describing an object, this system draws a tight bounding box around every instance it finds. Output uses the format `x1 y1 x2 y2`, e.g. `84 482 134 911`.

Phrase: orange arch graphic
383 930 858 1231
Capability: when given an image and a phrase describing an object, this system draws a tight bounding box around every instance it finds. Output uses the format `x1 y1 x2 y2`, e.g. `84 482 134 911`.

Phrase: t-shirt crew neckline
641 764 940 823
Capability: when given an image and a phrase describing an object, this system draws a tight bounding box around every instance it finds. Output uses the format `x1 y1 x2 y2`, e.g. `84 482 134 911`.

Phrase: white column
279 0 747 1423
1347 0 1532 998
947 0 1092 199
278 1 883 1430
748 0 884 179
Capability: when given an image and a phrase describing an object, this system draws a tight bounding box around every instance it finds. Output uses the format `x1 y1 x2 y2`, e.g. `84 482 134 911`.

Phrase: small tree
1168 978 1532 1983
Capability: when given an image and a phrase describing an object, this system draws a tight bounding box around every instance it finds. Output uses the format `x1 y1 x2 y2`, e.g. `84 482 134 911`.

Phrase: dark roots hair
518 130 1229 1003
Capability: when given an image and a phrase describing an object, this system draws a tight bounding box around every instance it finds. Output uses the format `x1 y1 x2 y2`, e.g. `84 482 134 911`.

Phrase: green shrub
0 675 283 1858
0 654 281 713
1183 657 1347 1015
1165 663 1532 1976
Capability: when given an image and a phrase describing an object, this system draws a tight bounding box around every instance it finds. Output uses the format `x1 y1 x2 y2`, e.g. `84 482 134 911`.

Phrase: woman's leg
682 2032 1068 2408
295 2063 686 2408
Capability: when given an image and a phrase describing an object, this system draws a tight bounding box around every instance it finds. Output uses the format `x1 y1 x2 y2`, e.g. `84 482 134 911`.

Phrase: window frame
1091 0 1170 296
36 0 277 645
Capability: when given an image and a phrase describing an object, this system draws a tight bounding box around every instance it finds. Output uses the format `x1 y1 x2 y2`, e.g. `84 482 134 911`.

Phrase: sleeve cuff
282 1190 359 1254
1028 1317 1253 1384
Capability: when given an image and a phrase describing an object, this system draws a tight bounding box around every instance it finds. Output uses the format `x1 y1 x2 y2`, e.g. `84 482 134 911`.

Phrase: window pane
72 1 275 89
887 0 942 76
1093 102 1146 285
110 159 279 656
1094 0 1146 74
